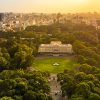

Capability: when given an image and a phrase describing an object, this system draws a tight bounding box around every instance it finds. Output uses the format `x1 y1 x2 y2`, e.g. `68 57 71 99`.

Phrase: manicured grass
33 57 79 73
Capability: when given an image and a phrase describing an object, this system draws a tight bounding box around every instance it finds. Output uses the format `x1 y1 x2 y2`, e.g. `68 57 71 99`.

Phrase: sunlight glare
67 0 88 5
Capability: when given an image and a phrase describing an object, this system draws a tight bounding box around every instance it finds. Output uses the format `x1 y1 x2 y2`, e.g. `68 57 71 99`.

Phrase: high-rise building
0 13 4 21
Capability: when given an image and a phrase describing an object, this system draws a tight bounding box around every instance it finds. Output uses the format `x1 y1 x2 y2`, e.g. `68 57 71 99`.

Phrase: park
33 57 79 73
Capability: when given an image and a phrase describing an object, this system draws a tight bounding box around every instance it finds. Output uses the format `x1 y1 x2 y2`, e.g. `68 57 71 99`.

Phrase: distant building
0 38 7 43
0 13 4 21
38 41 73 56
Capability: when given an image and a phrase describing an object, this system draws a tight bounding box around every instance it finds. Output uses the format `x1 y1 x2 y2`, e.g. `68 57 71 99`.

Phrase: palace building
38 41 73 56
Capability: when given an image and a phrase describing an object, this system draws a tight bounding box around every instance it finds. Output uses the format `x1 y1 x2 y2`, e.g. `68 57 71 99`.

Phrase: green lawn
33 57 79 73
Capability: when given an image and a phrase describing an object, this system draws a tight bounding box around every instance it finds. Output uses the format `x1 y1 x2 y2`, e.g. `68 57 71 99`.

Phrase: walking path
49 74 63 100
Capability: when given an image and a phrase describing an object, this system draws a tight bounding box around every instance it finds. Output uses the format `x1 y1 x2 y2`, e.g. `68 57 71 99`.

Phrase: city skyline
0 0 100 13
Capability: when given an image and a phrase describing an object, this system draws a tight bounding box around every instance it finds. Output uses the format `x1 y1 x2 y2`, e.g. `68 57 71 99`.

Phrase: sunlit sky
0 0 100 13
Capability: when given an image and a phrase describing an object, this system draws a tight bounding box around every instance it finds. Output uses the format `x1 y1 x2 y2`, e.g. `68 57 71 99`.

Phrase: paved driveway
49 74 63 100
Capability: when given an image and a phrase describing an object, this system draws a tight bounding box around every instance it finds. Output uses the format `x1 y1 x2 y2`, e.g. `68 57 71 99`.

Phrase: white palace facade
38 41 73 56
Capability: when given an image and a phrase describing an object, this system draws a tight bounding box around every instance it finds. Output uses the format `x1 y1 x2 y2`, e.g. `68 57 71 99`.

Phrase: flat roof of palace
40 41 72 47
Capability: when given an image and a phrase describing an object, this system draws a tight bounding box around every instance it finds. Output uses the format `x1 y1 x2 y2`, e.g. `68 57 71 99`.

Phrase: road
49 74 63 100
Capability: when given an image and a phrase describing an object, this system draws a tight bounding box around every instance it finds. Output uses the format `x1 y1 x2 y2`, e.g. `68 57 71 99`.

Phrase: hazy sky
0 0 100 13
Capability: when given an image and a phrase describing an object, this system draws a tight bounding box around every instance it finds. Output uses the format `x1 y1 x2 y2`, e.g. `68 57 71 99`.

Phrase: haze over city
0 0 100 13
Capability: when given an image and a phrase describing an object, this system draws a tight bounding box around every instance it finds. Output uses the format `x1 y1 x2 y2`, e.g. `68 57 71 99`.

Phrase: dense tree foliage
57 64 100 100
0 70 51 100
0 41 35 71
